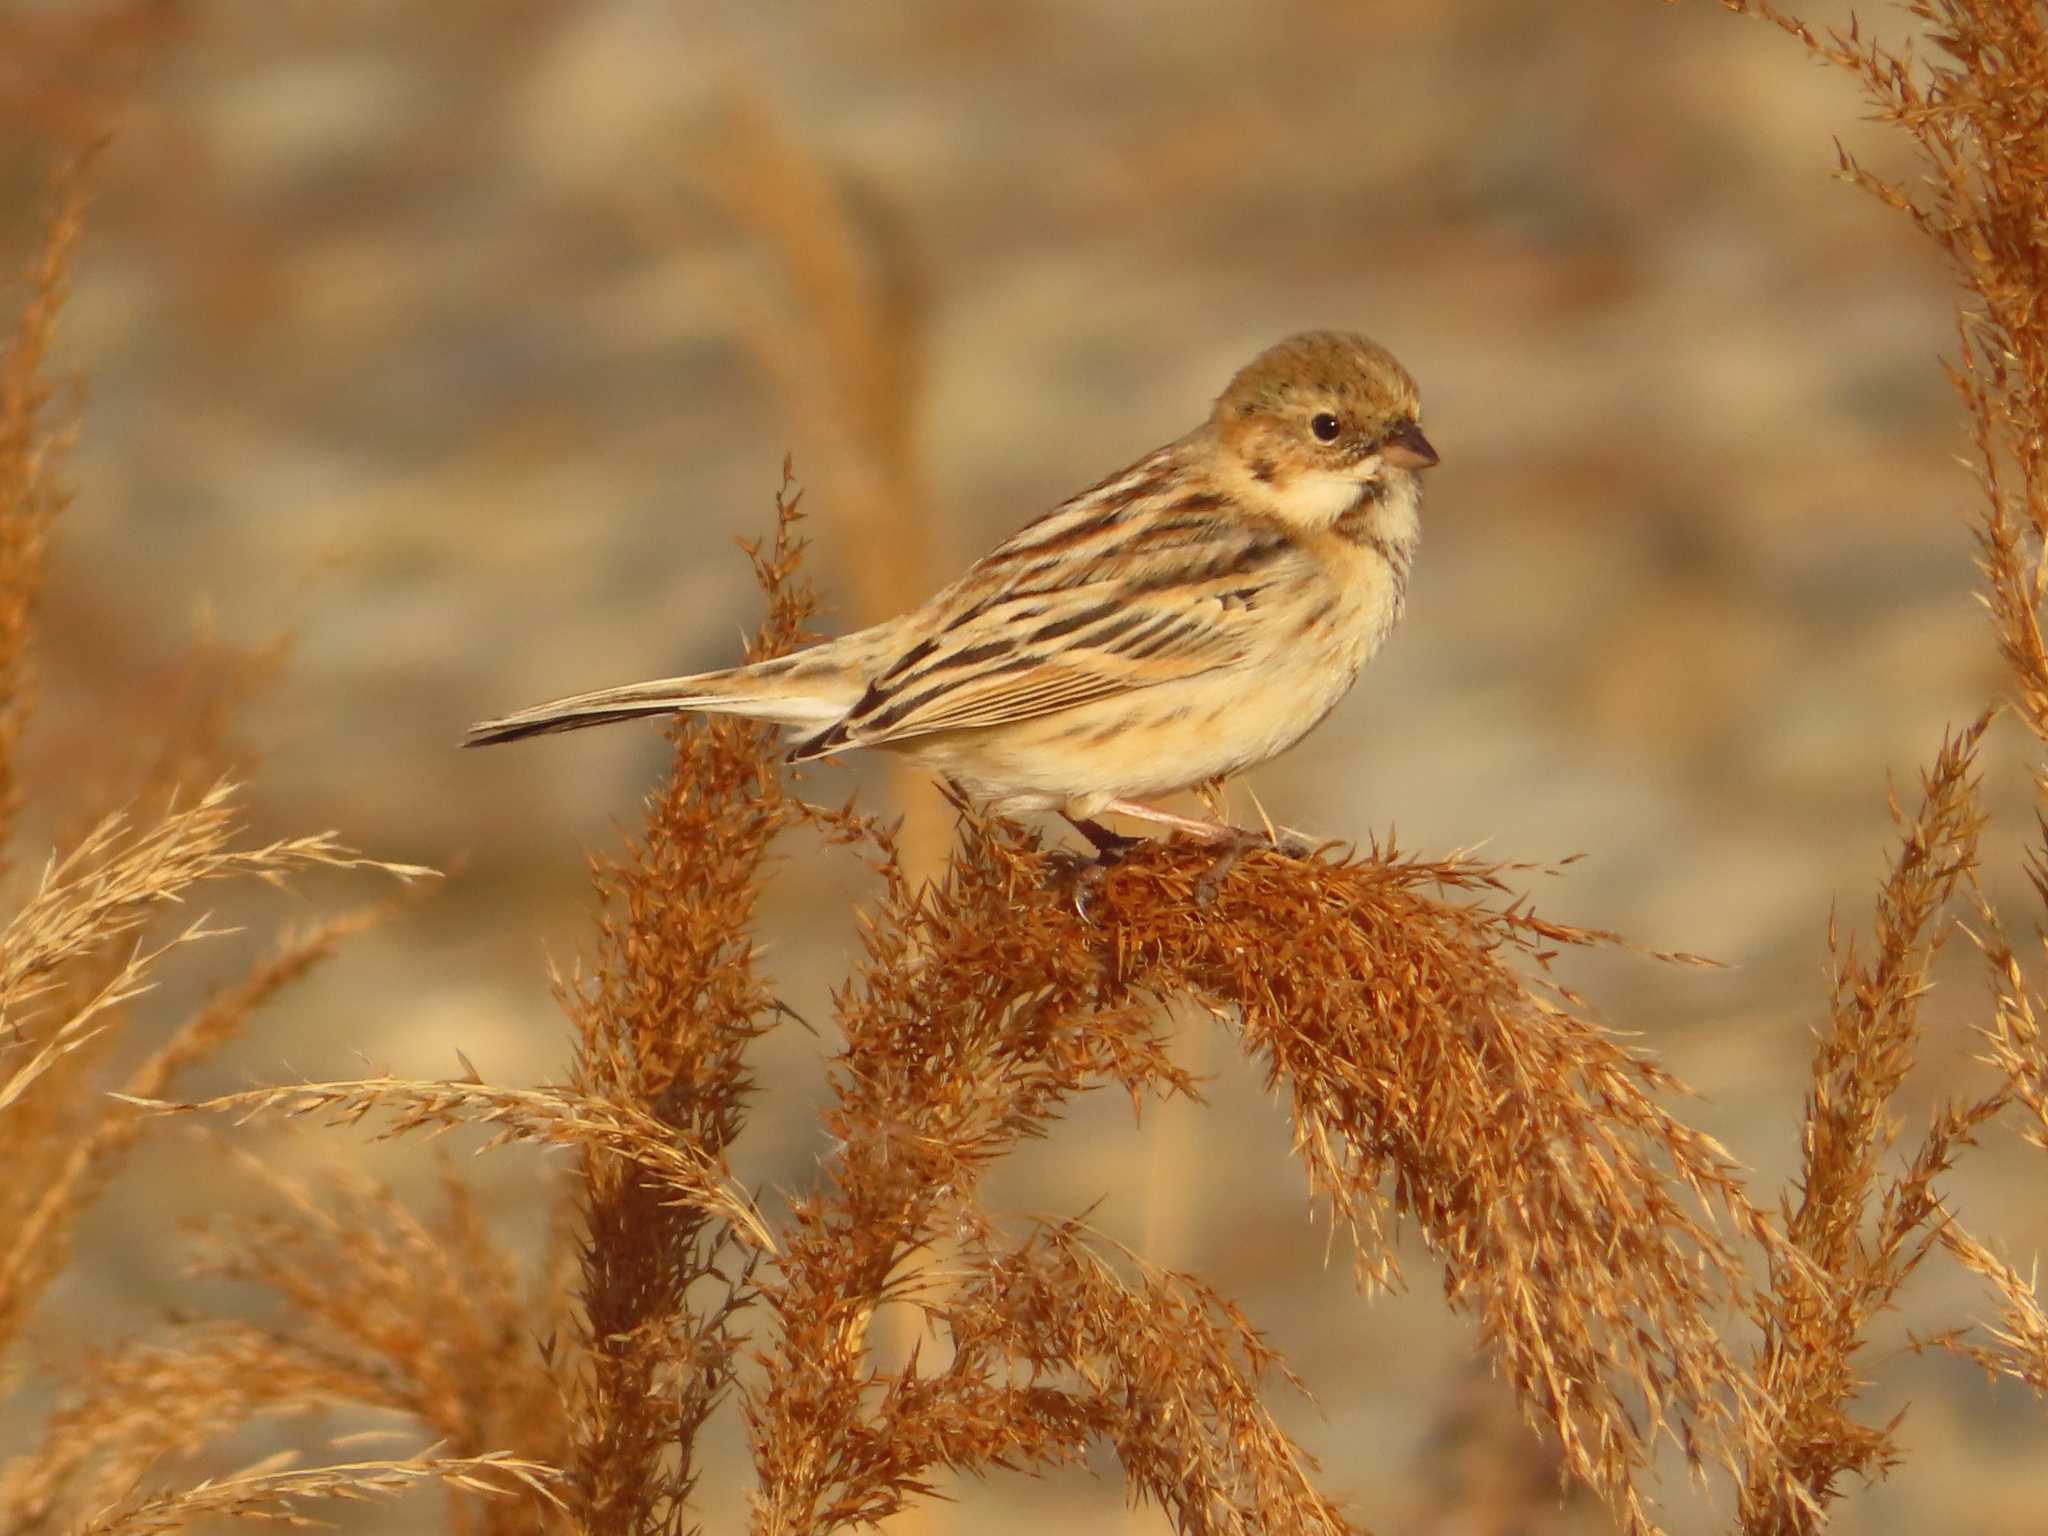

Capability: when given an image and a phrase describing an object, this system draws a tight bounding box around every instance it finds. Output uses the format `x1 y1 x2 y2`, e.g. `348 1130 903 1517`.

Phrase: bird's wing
793 507 1300 757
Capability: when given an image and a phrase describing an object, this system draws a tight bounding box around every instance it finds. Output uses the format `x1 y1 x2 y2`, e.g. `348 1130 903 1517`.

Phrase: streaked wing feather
828 504 1292 748
861 659 1137 738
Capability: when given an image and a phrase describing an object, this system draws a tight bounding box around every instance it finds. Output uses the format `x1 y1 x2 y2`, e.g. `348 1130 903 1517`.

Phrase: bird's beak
1380 420 1439 471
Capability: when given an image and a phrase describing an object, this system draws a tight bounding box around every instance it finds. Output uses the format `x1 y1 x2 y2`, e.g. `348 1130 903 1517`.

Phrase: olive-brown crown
1215 332 1419 443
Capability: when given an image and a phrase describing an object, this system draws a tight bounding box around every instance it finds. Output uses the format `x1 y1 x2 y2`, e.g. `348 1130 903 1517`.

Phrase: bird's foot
1048 807 1328 913
1047 816 1145 920
1193 823 1321 905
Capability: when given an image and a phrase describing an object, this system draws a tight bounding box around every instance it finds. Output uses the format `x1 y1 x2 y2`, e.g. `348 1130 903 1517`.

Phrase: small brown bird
468 331 1438 853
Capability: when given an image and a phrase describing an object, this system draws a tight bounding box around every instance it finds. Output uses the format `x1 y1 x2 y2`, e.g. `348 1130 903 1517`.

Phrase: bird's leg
1096 798 1318 858
1093 799 1234 844
1065 815 1146 863
1096 798 1319 906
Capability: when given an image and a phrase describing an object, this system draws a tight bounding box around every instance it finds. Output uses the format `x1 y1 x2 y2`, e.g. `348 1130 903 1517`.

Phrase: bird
467 330 1438 858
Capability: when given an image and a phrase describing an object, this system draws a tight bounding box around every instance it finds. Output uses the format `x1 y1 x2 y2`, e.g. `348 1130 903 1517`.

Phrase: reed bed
6 3 2048 1532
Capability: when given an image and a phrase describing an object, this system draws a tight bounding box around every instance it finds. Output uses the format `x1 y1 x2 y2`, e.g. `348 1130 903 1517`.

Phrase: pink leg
1097 798 1239 844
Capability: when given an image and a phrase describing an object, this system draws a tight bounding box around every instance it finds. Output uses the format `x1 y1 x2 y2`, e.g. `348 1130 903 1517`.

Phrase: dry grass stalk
0 905 395 1365
0 159 85 857
0 613 429 1366
2 1322 366 1535
0 783 423 1025
0 784 422 1111
4 1154 571 1536
1735 721 1997 1529
1712 2 2048 1525
134 1074 774 1254
70 1448 562 1536
184 1155 569 1536
0 740 406 1371
550 466 814 1533
0 165 507 1536
0 176 455 1529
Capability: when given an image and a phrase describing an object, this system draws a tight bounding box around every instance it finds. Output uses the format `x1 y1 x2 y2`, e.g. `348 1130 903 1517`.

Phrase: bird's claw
1043 846 1120 922
1071 859 1111 921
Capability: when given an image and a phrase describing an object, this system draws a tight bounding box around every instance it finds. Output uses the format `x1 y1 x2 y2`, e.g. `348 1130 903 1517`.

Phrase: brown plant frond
554 466 812 1536
1737 720 1990 1531
934 1217 1353 1536
748 1211 1349 1535
0 903 393 1369
72 1447 563 1536
1976 872 2048 1154
128 1074 774 1255
1919 1225 2048 1394
1924 831 2048 1395
743 797 1199 1535
0 157 87 857
180 1155 570 1536
741 773 1763 1536
1048 831 1766 1536
0 788 426 1354
0 1322 381 1534
0 780 428 1049
1715 0 2048 1501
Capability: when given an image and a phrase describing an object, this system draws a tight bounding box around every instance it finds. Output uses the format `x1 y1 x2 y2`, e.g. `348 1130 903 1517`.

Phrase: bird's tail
464 647 861 748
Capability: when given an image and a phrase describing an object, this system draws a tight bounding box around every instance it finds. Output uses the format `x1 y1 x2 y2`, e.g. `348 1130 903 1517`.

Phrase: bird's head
1211 331 1437 530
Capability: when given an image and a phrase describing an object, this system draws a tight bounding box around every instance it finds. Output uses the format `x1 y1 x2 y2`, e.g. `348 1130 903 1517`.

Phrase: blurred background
5 0 2044 1530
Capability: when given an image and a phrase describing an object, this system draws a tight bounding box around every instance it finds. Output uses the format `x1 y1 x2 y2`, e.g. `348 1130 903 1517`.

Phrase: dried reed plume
0 156 82 855
745 784 1787 1536
1715 0 2048 1529
68 1449 561 1536
0 161 486 1535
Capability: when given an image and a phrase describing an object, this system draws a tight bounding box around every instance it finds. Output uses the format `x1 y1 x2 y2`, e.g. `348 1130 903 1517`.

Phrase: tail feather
465 661 852 748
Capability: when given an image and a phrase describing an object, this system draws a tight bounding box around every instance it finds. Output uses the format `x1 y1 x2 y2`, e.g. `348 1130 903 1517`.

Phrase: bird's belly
888 547 1406 819
901 634 1373 819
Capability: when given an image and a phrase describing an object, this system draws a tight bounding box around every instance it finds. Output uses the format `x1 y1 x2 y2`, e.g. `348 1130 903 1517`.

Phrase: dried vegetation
7 2 2048 1533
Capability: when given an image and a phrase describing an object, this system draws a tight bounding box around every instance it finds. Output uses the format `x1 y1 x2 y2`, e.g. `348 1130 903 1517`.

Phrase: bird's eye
1310 412 1342 443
